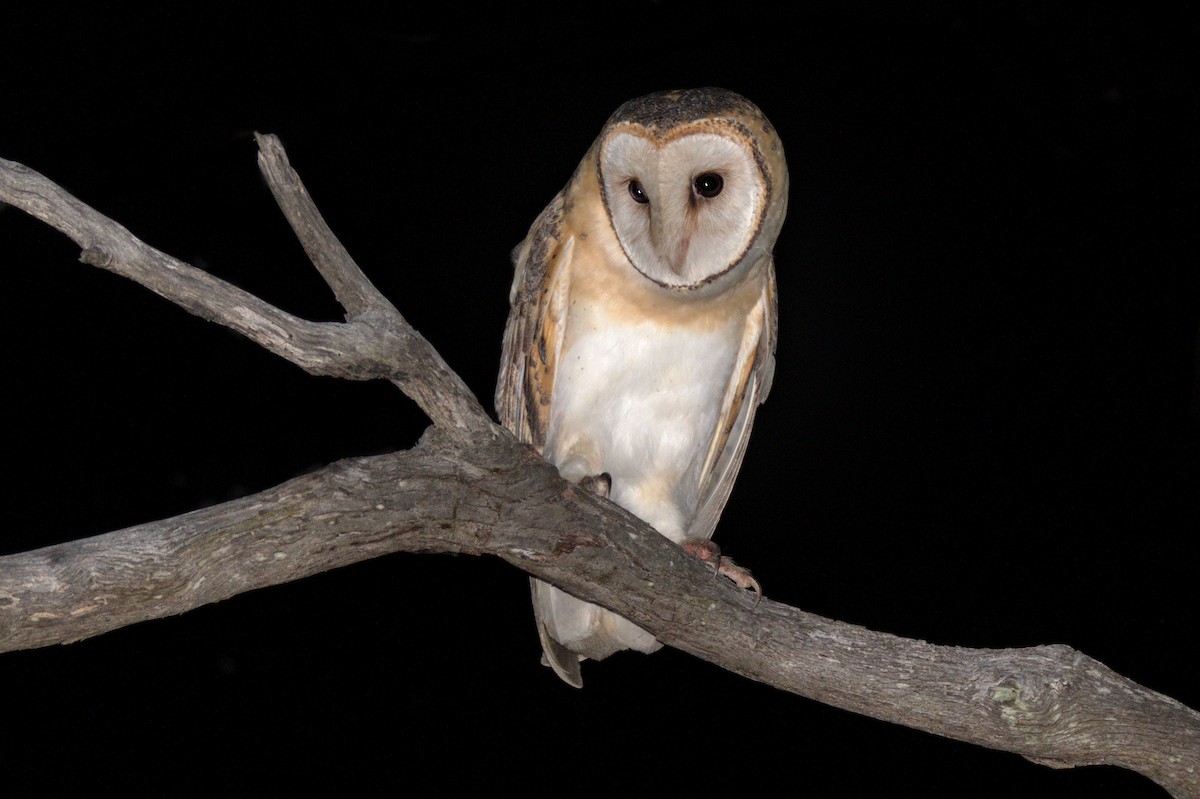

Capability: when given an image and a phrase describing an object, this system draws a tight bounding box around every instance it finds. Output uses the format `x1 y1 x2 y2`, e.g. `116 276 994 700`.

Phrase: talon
681 538 762 605
718 556 762 606
682 538 721 574
579 472 612 498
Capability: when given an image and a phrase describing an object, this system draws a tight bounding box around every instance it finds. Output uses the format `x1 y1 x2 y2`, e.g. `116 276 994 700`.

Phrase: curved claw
717 557 762 606
681 539 762 605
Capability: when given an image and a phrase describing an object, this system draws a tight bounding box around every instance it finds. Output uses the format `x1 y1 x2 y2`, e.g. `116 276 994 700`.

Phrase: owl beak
650 206 692 276
667 238 690 276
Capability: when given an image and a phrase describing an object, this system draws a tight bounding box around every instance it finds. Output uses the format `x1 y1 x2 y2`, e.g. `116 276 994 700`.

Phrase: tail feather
530 578 660 687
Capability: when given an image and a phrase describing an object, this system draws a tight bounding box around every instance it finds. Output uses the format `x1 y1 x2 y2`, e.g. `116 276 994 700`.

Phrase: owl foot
578 472 612 498
681 539 762 605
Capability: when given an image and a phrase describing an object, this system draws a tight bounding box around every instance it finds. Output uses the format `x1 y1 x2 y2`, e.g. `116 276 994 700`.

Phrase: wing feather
496 194 568 450
687 259 778 541
495 193 586 687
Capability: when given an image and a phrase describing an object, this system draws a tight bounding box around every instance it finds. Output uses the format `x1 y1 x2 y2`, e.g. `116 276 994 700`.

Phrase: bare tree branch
253 132 391 317
0 141 492 440
0 141 1196 797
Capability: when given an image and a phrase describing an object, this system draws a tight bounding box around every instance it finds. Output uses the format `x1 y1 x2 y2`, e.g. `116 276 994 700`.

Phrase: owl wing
496 193 568 448
687 258 778 542
495 193 589 687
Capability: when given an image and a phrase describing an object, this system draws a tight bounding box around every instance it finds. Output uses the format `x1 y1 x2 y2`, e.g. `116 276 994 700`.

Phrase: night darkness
3 4 1197 795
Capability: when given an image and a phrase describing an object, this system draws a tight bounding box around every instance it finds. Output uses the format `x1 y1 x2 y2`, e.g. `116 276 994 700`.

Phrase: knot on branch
986 645 1083 732
989 676 1072 728
80 245 112 268
552 532 603 557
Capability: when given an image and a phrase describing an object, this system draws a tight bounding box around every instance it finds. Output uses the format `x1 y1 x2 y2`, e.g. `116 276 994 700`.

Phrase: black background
3 3 1197 795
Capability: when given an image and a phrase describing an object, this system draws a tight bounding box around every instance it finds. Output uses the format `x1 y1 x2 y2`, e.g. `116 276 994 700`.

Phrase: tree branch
253 132 391 317
0 140 492 440
1 141 1196 797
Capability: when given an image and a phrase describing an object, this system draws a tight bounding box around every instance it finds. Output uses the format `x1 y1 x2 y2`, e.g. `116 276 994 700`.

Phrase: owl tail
530 578 662 688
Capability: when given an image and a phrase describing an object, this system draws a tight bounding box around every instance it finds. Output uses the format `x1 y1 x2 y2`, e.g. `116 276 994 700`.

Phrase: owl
497 87 788 687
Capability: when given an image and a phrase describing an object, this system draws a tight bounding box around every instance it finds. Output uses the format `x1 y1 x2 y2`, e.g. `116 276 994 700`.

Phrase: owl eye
628 179 650 205
693 172 724 199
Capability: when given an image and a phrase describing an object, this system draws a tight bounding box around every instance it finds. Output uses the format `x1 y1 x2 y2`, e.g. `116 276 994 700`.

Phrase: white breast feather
545 303 743 543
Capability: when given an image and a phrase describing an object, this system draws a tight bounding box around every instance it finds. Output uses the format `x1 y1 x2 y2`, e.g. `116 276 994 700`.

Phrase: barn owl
496 88 788 687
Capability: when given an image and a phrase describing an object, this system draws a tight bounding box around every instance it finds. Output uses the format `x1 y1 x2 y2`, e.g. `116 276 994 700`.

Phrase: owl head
593 87 788 289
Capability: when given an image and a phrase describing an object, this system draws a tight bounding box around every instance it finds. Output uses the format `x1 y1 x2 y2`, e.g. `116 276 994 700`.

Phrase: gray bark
1 139 1196 796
